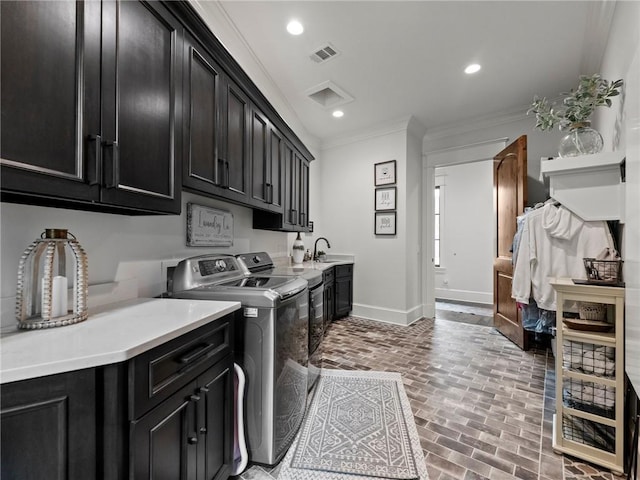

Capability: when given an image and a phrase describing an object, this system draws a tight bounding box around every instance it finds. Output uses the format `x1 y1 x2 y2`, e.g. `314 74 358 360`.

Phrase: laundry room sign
186 203 234 246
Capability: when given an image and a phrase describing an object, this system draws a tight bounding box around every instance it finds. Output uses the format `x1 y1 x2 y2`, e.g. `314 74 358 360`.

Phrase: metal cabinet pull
217 159 226 187
103 141 119 189
187 436 198 445
178 343 215 365
87 135 102 186
265 183 272 203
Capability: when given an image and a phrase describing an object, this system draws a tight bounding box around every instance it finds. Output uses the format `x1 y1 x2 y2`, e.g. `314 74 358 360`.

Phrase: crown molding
423 106 530 143
320 115 415 151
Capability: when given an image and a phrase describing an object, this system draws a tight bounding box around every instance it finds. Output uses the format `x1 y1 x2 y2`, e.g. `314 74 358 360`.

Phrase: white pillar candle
51 275 68 317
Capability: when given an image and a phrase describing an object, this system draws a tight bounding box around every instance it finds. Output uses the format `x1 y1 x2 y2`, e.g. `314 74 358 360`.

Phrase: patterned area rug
279 369 427 480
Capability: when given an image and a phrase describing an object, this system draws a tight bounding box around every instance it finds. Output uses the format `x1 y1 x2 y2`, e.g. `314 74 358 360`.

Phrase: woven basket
578 302 607 320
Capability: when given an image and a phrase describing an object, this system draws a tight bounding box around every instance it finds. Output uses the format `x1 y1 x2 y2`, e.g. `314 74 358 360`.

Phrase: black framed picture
375 187 396 211
374 160 396 186
375 211 396 235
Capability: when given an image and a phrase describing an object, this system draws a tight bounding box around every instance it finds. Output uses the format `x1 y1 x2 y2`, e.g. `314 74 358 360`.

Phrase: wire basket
583 258 623 285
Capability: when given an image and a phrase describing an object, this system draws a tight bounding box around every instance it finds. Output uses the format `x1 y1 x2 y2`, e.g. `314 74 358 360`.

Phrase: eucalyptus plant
528 74 623 131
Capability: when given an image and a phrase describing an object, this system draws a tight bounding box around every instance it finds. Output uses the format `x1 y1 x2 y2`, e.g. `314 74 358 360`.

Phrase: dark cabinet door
131 380 199 480
334 277 352 318
99 0 182 214
1 369 97 480
334 265 353 318
221 80 250 201
283 141 299 229
323 273 335 329
299 158 309 229
269 127 284 210
197 357 234 480
250 108 269 206
0 0 101 202
183 34 223 194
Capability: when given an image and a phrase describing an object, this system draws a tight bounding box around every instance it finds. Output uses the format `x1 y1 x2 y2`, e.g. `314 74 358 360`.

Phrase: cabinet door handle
265 182 271 203
187 436 198 445
103 141 119 189
178 343 215 365
217 159 225 187
87 135 102 186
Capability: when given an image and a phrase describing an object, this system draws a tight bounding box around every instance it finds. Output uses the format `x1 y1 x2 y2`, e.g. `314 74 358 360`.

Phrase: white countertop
273 254 355 273
0 298 241 384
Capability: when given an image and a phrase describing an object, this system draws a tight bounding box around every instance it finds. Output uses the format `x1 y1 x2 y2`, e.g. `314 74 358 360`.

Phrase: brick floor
238 315 617 480
320 316 615 480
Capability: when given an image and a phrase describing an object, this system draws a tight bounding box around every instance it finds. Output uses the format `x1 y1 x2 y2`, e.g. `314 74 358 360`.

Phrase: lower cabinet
1 369 97 480
125 315 235 480
0 314 235 480
131 357 233 480
334 264 354 319
323 267 335 330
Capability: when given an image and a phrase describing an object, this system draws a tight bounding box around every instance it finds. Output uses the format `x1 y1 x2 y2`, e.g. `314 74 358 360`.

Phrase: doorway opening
422 138 508 323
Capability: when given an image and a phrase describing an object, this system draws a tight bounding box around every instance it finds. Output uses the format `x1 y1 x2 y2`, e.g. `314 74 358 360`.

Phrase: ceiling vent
310 43 340 64
305 81 354 109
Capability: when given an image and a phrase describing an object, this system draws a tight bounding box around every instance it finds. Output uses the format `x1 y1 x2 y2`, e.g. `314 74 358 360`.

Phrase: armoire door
493 135 528 349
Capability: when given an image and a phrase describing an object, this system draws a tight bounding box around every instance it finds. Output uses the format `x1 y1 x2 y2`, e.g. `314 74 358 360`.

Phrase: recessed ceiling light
464 63 481 74
287 20 304 35
332 110 344 118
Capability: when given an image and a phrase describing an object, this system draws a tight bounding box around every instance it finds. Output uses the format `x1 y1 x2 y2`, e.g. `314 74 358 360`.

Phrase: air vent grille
305 81 354 109
310 44 340 63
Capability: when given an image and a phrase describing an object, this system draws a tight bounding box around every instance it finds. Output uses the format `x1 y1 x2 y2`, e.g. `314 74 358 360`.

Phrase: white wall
314 119 421 325
434 160 494 304
592 0 640 394
0 192 289 305
405 120 425 317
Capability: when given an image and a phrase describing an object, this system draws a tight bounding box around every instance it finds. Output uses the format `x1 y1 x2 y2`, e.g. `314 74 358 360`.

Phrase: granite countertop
0 298 241 384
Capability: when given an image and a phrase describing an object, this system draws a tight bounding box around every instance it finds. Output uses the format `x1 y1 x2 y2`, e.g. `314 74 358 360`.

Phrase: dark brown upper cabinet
0 0 182 214
249 107 284 213
253 140 309 232
182 34 223 193
183 32 253 207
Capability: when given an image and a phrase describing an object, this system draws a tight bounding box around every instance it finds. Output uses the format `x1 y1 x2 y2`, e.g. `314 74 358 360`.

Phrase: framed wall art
186 203 234 246
375 186 396 211
375 211 396 235
374 160 396 186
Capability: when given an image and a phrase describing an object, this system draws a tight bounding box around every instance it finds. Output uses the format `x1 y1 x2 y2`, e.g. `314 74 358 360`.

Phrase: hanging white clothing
511 204 614 311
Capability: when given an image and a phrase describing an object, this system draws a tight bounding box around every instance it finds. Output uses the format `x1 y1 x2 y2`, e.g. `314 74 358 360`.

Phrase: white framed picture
374 160 396 186
375 187 396 211
375 211 396 235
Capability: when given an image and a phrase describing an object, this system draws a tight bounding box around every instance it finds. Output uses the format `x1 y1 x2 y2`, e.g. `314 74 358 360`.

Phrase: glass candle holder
15 229 89 329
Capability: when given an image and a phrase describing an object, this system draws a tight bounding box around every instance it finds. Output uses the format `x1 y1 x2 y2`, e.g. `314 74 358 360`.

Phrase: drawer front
130 313 234 419
323 267 334 283
335 264 353 278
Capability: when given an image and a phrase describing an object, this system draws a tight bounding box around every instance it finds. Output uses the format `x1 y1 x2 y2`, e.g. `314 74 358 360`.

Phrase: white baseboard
351 303 423 326
434 288 492 305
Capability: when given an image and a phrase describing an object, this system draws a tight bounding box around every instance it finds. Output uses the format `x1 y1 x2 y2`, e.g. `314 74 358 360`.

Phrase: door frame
421 138 508 319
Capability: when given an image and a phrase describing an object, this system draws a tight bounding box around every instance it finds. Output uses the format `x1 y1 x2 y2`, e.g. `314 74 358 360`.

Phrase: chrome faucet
313 237 331 261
